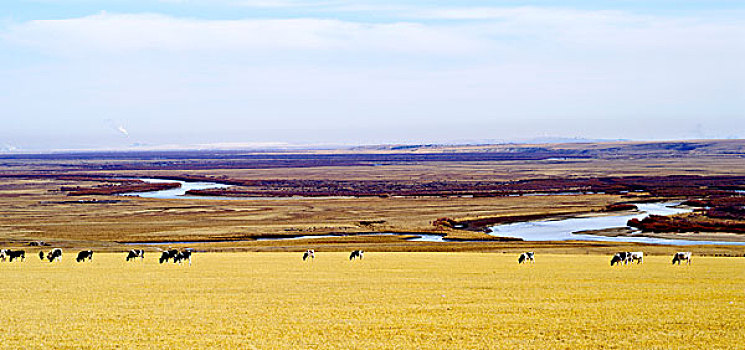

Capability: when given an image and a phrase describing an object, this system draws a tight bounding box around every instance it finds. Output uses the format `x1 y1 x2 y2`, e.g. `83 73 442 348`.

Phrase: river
488 202 745 245
123 178 745 245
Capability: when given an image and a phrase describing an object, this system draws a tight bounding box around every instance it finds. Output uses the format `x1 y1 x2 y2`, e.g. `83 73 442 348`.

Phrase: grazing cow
302 249 315 261
611 252 631 266
173 250 192 266
518 251 535 264
39 251 45 261
126 249 145 262
159 249 179 264
47 248 63 262
629 251 644 264
349 250 364 260
672 252 692 265
0 249 6 262
76 250 93 262
6 249 25 262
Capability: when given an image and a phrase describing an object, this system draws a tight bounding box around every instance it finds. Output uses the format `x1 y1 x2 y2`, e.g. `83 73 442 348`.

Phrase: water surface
488 202 745 246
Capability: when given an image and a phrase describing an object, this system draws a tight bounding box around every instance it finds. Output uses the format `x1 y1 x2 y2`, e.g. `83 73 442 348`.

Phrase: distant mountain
517 137 629 144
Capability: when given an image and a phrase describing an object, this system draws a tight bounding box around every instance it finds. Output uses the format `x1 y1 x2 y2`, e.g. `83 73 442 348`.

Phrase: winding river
121 178 232 199
488 202 745 246
123 178 745 246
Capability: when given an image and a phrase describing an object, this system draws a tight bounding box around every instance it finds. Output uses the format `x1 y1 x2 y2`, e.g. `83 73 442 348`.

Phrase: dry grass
0 178 622 243
0 252 742 349
3 145 745 246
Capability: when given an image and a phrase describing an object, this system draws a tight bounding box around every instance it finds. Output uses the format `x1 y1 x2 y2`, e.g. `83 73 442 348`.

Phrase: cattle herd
0 248 194 265
0 248 695 266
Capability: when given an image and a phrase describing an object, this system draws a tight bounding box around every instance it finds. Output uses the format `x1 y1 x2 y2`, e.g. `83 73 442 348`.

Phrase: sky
1 1 744 152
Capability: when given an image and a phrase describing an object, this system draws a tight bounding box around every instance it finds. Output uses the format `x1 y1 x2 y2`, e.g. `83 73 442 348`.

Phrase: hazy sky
1 1 744 152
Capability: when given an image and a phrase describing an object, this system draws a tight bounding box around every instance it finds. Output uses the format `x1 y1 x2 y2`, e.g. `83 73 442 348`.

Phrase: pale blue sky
1 1 744 151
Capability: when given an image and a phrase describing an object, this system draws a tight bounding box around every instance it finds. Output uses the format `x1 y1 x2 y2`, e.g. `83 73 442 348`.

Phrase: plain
0 252 742 349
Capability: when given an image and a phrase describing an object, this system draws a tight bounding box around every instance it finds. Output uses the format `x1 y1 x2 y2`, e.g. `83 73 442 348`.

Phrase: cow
76 250 93 262
47 248 63 262
611 252 631 266
672 252 692 265
0 249 6 262
349 250 364 260
126 249 145 262
38 251 45 261
629 251 644 264
173 250 192 266
302 249 315 261
6 249 25 262
159 249 179 264
518 251 535 264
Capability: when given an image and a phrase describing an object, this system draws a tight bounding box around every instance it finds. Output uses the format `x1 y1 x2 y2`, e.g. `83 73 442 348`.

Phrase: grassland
1 139 745 248
0 177 626 244
0 252 742 349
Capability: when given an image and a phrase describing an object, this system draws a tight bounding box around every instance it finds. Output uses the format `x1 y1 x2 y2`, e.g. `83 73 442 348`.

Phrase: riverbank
3 236 745 256
577 227 745 242
3 142 745 250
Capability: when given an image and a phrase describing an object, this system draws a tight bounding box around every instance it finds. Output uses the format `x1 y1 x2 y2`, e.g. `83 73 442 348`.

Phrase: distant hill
1 140 743 168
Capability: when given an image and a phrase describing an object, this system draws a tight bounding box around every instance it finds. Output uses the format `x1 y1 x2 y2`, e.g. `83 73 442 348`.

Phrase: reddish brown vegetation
0 150 590 171
185 175 745 198
681 196 745 220
706 206 745 220
61 180 180 196
628 215 745 234
604 203 638 212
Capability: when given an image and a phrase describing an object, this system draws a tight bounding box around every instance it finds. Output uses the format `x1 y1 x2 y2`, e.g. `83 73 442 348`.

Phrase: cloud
229 0 342 8
1 12 486 58
156 0 342 7
0 6 743 149
3 8 742 65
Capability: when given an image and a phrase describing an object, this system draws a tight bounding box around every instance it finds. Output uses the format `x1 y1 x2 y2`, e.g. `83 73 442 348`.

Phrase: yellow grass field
0 252 743 349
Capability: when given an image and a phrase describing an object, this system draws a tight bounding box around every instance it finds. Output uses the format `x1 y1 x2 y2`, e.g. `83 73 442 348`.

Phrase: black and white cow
126 249 145 262
6 249 25 262
672 252 692 265
611 252 631 266
173 250 192 266
628 251 644 264
349 250 364 260
0 249 6 262
159 249 179 264
302 249 315 261
47 248 63 262
76 250 93 262
518 251 535 264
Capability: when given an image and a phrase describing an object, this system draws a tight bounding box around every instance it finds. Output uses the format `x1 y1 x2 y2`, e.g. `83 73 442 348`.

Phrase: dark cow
39 251 45 261
76 250 93 262
610 252 630 266
6 249 25 262
349 250 364 260
672 252 692 265
303 249 315 261
173 250 193 266
47 248 63 262
159 249 179 264
518 251 535 264
126 249 145 262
